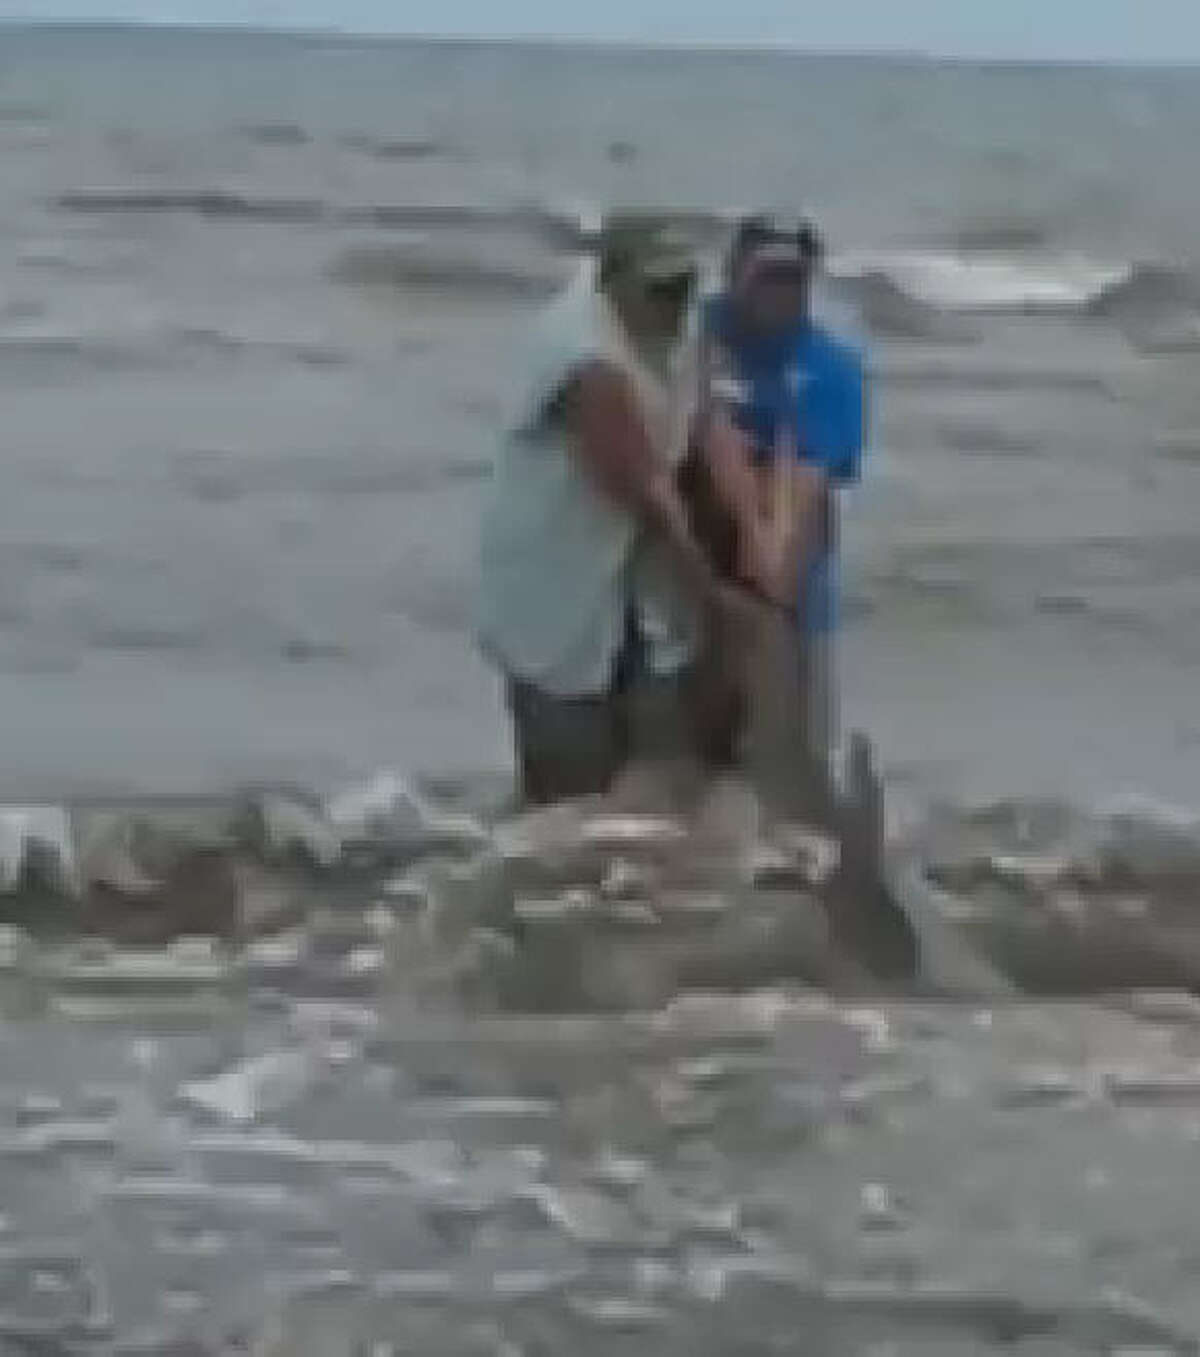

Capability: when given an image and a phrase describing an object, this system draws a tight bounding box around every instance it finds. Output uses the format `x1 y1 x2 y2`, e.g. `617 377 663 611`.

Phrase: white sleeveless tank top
477 265 699 696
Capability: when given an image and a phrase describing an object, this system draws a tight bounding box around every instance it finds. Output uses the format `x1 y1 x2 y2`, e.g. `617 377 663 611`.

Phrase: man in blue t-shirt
689 216 866 762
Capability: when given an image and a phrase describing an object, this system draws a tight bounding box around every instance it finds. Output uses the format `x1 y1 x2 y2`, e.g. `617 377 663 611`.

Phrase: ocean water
2 25 1200 818
7 33 1200 1346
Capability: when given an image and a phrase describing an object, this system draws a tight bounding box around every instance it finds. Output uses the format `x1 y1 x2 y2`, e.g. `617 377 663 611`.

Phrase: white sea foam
831 250 1130 312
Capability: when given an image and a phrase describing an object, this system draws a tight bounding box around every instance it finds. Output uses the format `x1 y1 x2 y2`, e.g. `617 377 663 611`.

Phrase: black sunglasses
644 271 696 305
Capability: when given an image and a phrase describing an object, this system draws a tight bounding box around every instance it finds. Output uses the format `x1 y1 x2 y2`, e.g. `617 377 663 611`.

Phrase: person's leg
685 621 747 771
802 630 836 770
506 678 624 805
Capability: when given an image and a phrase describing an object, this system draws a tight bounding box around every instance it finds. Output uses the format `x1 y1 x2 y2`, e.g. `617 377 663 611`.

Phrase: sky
1 0 1199 65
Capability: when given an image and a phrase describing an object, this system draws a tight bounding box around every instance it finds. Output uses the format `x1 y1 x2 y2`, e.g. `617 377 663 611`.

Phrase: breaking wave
821 246 1200 358
936 418 1043 457
1088 263 1200 320
170 448 491 501
827 270 978 343
0 102 51 125
1085 263 1200 352
341 204 587 250
329 244 568 302
831 249 1129 314
828 248 1200 359
339 132 450 161
948 217 1057 255
0 327 347 379
876 360 1114 396
237 121 312 147
168 326 347 368
55 189 328 222
50 188 1200 348
53 190 590 249
0 335 169 377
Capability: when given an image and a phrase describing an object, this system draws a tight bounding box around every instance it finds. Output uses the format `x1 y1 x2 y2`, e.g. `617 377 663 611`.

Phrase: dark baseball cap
730 215 823 281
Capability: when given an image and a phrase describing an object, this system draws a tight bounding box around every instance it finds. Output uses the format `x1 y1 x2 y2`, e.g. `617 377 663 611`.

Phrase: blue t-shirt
702 296 866 632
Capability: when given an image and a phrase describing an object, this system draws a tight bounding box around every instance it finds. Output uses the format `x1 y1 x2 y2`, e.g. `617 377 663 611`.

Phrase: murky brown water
3 778 1200 1353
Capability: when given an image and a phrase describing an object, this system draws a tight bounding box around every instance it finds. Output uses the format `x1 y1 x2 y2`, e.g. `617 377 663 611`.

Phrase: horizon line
3 16 1200 70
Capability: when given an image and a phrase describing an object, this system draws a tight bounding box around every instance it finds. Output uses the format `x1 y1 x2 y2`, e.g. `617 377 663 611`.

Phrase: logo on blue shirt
785 364 814 398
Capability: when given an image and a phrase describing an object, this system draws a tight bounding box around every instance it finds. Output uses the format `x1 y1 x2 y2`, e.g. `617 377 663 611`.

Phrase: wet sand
1 779 1200 1351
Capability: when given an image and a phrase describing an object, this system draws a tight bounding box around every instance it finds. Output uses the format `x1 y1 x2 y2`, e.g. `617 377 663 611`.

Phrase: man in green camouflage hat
477 213 750 803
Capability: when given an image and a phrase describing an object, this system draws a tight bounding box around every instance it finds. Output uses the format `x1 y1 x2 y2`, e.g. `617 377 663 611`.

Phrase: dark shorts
506 677 627 805
507 657 736 806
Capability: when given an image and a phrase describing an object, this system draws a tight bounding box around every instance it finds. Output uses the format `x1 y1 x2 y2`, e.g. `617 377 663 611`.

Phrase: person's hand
742 461 830 609
738 525 791 606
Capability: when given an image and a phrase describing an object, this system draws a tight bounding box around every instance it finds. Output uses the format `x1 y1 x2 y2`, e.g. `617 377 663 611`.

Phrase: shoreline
3 22 1199 71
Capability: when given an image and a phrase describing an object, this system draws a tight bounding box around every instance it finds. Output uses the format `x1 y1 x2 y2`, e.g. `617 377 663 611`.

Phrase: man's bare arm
699 408 762 539
564 359 719 604
693 337 794 596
